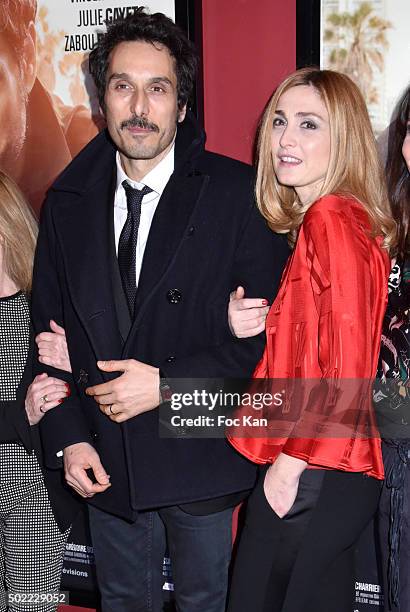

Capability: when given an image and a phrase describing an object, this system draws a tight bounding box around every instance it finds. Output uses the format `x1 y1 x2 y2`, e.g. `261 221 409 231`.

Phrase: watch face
160 383 173 403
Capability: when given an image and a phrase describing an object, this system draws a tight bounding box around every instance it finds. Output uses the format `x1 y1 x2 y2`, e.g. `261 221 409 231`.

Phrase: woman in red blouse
227 68 396 612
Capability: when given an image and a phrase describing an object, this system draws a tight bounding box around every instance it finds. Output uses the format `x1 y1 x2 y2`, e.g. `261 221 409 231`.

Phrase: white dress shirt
114 146 175 286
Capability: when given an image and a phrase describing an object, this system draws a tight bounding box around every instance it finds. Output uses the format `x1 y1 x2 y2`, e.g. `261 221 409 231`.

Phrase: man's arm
31 198 92 461
31 197 110 496
160 204 289 379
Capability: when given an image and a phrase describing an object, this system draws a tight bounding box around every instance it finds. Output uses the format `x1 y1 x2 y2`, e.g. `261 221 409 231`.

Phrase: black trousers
377 441 410 612
228 467 382 612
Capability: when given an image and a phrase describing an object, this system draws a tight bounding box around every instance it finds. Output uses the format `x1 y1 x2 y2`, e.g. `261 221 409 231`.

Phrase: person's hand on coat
36 319 72 372
25 373 70 425
228 286 269 338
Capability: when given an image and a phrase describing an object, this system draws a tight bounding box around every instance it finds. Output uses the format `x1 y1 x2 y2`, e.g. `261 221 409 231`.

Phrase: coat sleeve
31 196 93 467
282 199 383 461
159 203 289 379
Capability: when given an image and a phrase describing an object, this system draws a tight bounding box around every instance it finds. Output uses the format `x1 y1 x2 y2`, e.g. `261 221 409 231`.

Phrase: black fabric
378 442 410 612
0 407 21 443
180 490 250 515
32 111 290 520
118 182 153 317
228 469 382 612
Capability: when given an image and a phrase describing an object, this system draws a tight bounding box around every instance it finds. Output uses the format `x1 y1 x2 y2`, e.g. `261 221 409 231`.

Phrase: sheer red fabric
228 194 390 479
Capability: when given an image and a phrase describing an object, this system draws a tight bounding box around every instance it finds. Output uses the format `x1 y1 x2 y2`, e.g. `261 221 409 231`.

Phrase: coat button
77 369 89 384
166 289 182 304
166 355 175 363
188 226 195 236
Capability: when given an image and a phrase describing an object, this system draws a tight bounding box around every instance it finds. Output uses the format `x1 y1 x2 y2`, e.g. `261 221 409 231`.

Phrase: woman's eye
301 120 317 130
273 117 285 127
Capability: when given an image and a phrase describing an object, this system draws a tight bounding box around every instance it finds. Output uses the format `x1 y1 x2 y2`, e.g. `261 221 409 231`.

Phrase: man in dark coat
31 10 289 612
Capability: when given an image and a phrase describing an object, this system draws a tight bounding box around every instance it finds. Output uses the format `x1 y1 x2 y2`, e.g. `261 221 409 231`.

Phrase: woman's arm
36 320 72 373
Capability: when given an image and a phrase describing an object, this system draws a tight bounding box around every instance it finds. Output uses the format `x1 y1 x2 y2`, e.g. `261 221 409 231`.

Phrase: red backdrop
202 0 296 164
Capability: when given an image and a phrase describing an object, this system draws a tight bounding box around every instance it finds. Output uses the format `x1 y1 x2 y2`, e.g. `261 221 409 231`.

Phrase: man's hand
263 453 307 518
86 359 160 423
64 442 111 498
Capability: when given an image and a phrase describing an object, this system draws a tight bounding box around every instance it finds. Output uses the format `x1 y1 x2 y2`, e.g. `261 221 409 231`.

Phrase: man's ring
108 404 114 415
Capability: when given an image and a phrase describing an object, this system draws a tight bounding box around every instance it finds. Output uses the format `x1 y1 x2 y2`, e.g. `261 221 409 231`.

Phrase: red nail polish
262 299 269 306
58 399 64 404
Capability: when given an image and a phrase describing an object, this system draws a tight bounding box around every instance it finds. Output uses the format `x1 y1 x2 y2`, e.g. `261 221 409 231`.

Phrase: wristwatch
159 373 173 403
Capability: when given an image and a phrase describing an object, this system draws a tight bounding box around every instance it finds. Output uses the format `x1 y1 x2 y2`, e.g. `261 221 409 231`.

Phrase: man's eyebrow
107 73 174 87
274 109 326 121
108 72 130 82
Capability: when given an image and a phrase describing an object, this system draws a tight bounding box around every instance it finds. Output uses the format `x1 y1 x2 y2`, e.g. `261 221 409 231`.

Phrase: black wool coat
31 112 289 521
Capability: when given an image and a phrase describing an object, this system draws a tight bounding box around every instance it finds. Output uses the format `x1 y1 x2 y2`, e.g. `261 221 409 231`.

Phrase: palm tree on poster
324 1 392 105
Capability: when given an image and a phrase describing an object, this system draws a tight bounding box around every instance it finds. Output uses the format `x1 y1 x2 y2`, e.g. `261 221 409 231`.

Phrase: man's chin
119 145 161 161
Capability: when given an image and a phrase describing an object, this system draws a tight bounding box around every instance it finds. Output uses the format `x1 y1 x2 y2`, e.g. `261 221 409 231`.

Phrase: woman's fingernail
262 300 269 306
58 399 64 404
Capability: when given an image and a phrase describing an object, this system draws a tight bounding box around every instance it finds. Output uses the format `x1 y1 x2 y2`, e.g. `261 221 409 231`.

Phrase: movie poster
0 0 175 214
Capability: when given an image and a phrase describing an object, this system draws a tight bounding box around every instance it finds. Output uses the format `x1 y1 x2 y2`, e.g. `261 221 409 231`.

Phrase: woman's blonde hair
0 171 38 293
256 67 396 250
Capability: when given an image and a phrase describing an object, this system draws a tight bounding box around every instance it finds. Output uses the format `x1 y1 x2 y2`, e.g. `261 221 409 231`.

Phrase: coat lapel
125 172 208 349
53 169 123 362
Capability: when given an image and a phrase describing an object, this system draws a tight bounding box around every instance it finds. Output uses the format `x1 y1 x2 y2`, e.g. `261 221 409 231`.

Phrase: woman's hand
25 373 70 425
36 319 72 373
263 454 307 518
228 286 269 338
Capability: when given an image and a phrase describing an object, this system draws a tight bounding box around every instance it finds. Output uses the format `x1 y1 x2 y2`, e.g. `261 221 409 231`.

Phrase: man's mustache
120 115 159 132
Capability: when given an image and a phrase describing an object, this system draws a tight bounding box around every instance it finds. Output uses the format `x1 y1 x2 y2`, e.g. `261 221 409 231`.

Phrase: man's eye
115 83 130 90
151 86 165 93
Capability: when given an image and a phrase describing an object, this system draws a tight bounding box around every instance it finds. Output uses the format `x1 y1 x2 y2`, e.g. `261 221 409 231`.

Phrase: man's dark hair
386 84 410 256
89 9 198 112
0 0 37 57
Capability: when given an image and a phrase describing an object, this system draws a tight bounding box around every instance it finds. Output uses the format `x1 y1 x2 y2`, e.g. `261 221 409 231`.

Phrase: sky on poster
36 0 175 110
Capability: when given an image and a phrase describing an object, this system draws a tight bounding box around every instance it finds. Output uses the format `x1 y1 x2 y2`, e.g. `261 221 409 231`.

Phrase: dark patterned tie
118 181 153 316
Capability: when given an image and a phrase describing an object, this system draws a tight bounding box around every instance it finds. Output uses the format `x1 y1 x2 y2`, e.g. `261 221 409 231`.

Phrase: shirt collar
115 145 175 198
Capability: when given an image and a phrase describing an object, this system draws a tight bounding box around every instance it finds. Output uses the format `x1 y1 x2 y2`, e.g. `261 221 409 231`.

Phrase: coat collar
49 113 208 359
51 111 205 196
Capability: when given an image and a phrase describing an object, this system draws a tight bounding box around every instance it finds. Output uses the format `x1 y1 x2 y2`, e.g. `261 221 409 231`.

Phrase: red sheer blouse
228 195 390 479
